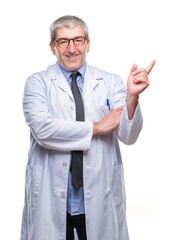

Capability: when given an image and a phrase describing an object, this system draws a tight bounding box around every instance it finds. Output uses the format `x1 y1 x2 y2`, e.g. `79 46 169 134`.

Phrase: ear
49 41 56 55
87 38 90 53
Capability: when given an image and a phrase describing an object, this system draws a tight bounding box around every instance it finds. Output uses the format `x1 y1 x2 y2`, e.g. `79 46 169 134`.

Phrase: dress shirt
58 62 87 216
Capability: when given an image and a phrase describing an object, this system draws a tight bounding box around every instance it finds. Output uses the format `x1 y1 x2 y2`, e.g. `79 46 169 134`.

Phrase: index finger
146 60 156 74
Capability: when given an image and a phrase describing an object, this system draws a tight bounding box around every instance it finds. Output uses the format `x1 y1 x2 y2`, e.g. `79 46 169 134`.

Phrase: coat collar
48 62 73 100
47 62 103 101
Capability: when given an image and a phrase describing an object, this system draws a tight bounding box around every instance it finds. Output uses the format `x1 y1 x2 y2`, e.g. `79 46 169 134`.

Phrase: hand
93 106 124 136
126 60 156 120
127 60 156 97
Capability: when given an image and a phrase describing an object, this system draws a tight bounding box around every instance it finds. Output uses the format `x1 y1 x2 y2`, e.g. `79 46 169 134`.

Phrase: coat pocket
98 105 110 118
25 165 43 208
111 165 126 205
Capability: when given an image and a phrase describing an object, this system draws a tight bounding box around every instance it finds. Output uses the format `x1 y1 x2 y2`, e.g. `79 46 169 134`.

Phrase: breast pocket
97 106 110 119
87 105 110 122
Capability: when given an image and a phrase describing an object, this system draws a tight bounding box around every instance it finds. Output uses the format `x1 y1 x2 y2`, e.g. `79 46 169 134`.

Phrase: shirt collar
58 62 87 81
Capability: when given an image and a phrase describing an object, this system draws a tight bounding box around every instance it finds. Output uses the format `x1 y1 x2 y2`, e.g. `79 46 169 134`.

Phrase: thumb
130 64 137 74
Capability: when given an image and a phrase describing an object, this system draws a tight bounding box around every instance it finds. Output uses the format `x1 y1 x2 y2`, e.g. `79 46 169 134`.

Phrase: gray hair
50 15 89 42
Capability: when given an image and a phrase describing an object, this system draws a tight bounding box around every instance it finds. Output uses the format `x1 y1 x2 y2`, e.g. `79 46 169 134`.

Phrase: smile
65 54 79 59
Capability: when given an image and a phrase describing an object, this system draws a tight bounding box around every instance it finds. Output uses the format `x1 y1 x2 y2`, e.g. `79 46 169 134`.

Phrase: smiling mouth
66 54 79 59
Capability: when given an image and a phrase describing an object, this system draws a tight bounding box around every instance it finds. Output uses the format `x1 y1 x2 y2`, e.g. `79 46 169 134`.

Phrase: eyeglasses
54 36 87 48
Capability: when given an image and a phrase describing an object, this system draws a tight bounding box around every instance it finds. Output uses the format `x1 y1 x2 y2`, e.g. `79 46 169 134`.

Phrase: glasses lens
58 39 69 48
73 37 85 47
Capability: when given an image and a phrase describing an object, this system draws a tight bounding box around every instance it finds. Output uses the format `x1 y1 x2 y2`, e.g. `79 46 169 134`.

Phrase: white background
0 0 175 239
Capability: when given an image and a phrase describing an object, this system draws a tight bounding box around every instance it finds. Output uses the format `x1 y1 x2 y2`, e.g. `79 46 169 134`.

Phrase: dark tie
70 72 84 190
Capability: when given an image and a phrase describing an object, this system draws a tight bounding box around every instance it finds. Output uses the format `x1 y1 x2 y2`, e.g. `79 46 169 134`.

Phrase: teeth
66 55 78 58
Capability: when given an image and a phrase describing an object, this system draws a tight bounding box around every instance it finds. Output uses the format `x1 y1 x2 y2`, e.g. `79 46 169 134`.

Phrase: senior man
20 15 155 240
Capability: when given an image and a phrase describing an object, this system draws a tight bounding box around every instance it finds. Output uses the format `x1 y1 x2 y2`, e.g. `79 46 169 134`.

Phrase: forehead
55 25 85 39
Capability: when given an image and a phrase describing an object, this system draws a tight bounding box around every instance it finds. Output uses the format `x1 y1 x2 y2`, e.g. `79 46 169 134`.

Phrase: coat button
71 106 74 111
63 162 67 167
60 192 65 198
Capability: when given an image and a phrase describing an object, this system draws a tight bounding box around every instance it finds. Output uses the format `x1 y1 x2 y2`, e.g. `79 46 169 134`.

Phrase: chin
67 63 81 72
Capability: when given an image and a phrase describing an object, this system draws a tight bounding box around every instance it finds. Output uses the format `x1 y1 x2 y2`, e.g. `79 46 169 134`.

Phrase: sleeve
111 75 143 145
23 73 93 151
117 103 143 145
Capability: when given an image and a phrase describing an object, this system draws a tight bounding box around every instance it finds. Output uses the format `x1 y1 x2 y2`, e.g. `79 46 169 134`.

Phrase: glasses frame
53 36 87 49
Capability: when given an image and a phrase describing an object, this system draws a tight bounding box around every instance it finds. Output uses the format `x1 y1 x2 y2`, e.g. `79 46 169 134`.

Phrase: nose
67 39 76 53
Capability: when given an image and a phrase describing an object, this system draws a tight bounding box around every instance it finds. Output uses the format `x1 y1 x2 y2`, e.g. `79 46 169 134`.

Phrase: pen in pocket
107 99 110 110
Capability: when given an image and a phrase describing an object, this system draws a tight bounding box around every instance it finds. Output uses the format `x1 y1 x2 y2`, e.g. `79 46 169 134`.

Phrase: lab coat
20 62 143 240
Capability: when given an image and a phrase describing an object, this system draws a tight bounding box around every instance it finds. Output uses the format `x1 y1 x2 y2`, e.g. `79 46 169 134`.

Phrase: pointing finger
146 60 156 74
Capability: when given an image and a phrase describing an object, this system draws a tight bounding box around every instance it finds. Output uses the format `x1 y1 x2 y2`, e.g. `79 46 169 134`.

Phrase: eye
75 38 82 42
74 37 84 46
58 39 69 46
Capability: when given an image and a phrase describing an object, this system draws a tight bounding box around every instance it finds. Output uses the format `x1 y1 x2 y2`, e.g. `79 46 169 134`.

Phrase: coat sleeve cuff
116 102 143 145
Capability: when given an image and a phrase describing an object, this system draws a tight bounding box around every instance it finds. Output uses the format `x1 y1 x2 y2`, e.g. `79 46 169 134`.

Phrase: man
20 15 155 240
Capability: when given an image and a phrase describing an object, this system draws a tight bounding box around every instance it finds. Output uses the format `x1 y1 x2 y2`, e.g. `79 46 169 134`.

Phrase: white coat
20 62 143 240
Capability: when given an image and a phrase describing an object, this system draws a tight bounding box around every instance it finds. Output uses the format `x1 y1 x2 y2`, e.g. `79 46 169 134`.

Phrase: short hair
50 15 89 42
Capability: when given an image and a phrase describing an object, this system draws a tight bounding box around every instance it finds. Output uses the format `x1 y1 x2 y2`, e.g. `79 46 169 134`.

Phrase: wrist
93 122 99 136
126 92 139 120
126 92 139 105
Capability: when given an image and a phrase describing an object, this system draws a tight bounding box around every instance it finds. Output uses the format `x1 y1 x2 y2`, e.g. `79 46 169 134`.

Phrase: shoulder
87 64 124 85
26 63 59 86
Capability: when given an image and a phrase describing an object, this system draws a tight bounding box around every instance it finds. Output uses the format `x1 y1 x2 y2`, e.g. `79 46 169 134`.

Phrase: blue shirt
58 62 87 216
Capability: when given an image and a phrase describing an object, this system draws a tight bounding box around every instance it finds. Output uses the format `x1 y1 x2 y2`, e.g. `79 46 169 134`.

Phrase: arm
117 60 156 144
93 107 124 136
23 74 93 151
93 60 156 143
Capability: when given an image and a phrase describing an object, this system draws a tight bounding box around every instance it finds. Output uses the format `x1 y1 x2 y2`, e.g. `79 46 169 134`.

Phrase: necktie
70 72 84 190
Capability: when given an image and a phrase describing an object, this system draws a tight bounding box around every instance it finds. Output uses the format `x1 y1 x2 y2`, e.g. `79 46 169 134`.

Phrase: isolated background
0 0 175 239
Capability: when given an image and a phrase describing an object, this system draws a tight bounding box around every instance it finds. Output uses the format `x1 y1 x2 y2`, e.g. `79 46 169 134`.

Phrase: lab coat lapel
49 62 74 100
83 65 103 101
48 63 103 101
